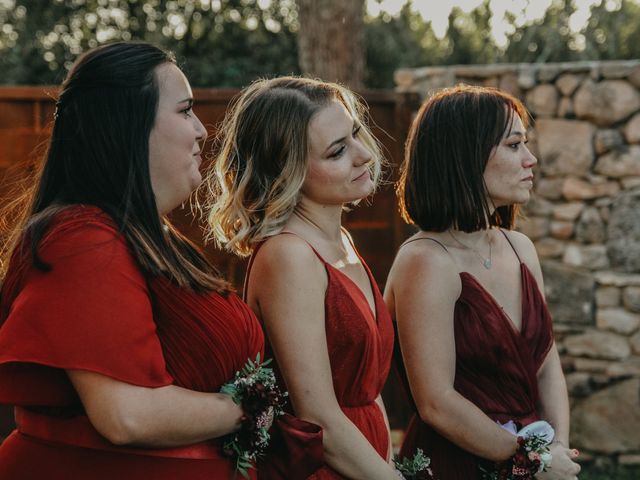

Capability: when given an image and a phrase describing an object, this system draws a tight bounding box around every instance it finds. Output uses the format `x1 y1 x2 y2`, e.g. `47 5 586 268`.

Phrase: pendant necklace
448 230 493 270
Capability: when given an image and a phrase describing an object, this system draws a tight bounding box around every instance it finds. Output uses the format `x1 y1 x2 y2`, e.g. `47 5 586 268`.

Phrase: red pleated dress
247 234 395 479
0 205 264 479
399 236 554 480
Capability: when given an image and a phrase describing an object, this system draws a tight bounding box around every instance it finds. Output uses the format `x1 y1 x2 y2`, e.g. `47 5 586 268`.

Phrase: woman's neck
447 228 492 247
288 198 344 243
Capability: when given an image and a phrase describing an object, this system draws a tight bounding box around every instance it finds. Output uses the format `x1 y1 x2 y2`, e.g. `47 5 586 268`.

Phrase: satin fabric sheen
399 263 554 480
0 205 264 479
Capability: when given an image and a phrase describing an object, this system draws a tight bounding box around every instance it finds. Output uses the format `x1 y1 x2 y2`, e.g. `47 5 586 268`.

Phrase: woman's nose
354 140 372 166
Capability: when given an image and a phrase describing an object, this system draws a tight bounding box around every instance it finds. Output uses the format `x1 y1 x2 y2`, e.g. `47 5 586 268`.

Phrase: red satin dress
398 235 554 480
247 234 394 480
0 205 264 479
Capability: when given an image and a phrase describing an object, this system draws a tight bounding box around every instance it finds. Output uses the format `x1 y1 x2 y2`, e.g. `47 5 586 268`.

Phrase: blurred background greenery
2 0 640 88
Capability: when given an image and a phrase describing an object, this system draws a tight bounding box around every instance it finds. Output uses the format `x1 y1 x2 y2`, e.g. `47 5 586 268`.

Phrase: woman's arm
386 242 519 462
507 231 572 444
506 232 580 479
67 370 243 447
536 348 580 479
250 235 398 479
537 348 570 445
375 394 393 462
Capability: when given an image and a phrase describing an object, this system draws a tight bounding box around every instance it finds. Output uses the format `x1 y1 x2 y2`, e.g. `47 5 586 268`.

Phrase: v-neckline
459 263 528 336
326 262 379 324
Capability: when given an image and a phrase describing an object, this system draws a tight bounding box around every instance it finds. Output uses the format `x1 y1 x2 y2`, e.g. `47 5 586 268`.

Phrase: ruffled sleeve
0 207 173 406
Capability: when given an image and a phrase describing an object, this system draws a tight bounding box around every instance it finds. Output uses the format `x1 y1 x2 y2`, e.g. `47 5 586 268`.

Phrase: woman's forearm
418 388 519 462
537 347 571 444
68 370 243 447
311 409 398 480
375 394 394 462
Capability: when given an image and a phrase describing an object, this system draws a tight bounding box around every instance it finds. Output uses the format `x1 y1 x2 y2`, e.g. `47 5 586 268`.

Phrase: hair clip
53 100 62 120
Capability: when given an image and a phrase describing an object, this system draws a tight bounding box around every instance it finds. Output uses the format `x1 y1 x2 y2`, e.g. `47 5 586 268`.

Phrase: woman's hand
536 443 580 480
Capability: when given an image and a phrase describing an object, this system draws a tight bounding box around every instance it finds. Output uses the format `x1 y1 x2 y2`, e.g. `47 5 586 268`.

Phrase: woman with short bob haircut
206 76 398 479
386 84 580 480
0 42 263 479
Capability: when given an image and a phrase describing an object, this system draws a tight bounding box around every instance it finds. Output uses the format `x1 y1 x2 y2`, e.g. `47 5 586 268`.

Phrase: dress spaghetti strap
243 232 326 301
498 229 523 264
400 236 450 253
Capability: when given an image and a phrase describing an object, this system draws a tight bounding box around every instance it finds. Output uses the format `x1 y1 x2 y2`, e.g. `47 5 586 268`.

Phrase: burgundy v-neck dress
246 234 394 479
0 206 264 479
399 240 554 480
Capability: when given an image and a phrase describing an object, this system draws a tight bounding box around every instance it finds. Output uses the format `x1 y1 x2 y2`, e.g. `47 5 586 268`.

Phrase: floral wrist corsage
480 420 554 480
394 448 436 479
220 354 287 478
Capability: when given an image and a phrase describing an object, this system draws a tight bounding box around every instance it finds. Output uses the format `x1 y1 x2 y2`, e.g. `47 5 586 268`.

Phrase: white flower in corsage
480 420 554 480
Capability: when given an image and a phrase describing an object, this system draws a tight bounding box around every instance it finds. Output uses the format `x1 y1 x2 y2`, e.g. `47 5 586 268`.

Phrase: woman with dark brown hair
385 84 581 480
0 42 263 479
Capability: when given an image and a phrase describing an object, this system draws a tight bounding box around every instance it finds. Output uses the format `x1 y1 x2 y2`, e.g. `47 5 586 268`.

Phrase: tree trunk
295 0 365 89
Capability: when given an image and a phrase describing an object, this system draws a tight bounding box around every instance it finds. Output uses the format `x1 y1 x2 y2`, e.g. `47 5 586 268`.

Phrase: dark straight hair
398 84 530 233
1 41 227 293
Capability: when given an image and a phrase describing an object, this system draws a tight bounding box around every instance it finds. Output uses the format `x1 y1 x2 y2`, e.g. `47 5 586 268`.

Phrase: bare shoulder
388 235 461 297
251 234 327 288
501 229 538 261
501 229 544 282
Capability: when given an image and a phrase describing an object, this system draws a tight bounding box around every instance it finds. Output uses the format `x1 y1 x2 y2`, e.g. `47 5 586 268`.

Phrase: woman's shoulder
395 232 454 267
499 228 539 264
390 232 460 285
259 232 322 265
36 205 132 265
499 228 544 284
251 233 327 286
43 204 120 240
53 203 116 226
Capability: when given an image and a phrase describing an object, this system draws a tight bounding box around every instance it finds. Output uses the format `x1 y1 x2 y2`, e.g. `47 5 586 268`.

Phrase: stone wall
396 61 640 466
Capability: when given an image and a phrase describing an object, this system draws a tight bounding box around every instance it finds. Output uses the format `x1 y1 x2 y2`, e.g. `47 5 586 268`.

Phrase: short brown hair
398 84 530 232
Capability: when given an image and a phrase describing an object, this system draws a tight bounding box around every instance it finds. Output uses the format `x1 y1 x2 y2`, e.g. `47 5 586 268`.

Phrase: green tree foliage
2 0 640 88
502 0 582 63
582 0 640 60
0 0 300 86
442 0 498 65
364 2 445 88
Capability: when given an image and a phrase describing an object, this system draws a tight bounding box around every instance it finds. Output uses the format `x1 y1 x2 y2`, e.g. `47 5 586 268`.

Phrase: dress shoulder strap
499 229 523 264
400 236 450 253
243 232 326 301
340 226 357 251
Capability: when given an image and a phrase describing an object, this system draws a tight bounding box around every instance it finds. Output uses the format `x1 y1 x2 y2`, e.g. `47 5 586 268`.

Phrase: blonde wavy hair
203 76 384 257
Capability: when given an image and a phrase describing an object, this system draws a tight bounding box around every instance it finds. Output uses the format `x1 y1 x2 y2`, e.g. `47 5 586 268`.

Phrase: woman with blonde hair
205 77 398 479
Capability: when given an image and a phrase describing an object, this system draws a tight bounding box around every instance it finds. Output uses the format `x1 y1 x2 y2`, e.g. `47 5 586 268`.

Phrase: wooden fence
0 86 421 438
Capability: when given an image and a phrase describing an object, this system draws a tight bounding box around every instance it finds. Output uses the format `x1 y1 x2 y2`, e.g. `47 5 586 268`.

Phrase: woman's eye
352 125 362 138
508 139 528 150
181 107 193 118
330 145 346 158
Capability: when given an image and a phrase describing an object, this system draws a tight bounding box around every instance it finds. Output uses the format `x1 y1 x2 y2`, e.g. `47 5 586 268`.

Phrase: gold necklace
448 230 493 270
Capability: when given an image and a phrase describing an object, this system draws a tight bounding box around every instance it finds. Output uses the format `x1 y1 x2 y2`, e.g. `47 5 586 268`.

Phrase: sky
366 0 618 47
